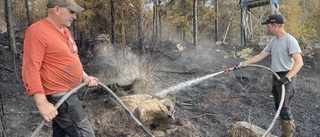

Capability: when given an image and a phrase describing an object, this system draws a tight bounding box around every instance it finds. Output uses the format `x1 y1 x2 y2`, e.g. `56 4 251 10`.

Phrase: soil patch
0 37 319 137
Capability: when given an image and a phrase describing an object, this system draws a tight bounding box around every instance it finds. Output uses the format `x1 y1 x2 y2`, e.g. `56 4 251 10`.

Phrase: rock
216 41 222 46
230 121 277 137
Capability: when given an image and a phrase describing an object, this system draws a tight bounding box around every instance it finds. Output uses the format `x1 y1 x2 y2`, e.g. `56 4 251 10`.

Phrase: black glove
234 62 244 70
277 76 291 85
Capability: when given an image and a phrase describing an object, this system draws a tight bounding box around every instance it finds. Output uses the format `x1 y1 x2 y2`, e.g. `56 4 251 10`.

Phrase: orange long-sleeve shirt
22 19 83 96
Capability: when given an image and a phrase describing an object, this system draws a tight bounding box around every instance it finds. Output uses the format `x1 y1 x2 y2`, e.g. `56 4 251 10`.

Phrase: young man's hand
234 62 244 70
277 76 291 85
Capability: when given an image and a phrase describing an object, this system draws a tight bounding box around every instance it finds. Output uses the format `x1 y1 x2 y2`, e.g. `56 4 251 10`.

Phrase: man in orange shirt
22 0 98 136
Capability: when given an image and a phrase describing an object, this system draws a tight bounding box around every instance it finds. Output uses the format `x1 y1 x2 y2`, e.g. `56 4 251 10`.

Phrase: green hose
30 82 154 137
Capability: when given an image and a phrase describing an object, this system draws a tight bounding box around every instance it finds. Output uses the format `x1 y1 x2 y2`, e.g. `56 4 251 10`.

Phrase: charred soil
0 36 319 137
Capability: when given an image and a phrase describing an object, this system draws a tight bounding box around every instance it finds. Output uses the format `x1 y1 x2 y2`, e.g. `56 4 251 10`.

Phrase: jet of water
156 71 225 98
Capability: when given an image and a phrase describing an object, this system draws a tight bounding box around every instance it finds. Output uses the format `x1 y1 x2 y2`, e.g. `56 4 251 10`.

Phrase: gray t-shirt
263 33 302 72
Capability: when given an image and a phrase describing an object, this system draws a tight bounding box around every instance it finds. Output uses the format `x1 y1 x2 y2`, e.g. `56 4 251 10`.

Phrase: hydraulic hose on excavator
30 82 154 137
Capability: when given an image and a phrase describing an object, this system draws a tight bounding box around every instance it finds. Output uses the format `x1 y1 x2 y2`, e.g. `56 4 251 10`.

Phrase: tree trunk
152 0 158 46
215 0 219 42
110 0 115 44
240 0 246 46
193 0 197 47
158 0 162 46
72 21 76 38
181 0 187 42
270 0 274 14
137 0 145 54
5 0 19 82
120 1 126 52
25 0 31 26
302 0 305 23
80 31 85 51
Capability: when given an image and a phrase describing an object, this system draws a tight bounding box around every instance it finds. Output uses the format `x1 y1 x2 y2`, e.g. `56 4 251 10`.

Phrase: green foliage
162 0 193 27
0 1 5 32
303 0 320 43
302 47 314 59
29 0 47 24
4 0 46 34
282 0 302 39
77 0 111 36
299 26 317 59
300 25 317 43
11 0 28 29
162 0 218 41
236 48 253 60
280 0 320 58
3 0 320 47
197 2 218 38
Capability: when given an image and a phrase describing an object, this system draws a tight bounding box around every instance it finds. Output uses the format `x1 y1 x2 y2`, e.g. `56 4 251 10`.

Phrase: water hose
233 64 285 137
30 82 89 137
30 82 154 137
98 82 154 137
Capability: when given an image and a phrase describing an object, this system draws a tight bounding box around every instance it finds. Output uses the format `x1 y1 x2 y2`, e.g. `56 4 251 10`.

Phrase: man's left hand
84 76 99 87
277 76 291 85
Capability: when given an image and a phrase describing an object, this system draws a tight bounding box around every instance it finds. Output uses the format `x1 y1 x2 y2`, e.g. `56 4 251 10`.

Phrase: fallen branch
0 64 13 72
149 48 174 60
161 50 175 60
176 101 193 110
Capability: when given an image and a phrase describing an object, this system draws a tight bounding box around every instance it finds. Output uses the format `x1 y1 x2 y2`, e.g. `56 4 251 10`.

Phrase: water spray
155 70 226 98
156 66 233 98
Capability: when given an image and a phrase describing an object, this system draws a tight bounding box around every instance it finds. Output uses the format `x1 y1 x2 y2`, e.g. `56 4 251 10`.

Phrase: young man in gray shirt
236 14 304 137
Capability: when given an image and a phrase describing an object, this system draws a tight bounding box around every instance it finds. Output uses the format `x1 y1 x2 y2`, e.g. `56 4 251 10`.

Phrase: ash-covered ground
0 36 319 137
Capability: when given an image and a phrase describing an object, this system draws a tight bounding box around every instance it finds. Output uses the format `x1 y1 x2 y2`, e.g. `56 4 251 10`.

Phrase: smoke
90 26 238 96
92 48 143 85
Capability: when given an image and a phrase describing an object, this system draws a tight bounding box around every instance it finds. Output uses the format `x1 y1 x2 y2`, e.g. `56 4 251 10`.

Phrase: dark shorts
47 93 95 137
272 71 296 120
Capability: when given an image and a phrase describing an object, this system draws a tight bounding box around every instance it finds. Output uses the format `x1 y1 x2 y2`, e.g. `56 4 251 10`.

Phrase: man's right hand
38 101 58 122
33 94 58 122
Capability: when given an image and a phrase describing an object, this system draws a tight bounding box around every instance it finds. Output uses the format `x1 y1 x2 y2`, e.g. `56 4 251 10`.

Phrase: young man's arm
241 50 270 66
286 53 304 79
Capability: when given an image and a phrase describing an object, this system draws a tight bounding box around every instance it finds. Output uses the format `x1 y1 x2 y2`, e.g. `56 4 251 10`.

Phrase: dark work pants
47 93 95 137
272 71 296 120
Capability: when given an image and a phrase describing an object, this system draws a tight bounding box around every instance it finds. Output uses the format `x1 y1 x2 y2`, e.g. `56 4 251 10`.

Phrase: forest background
0 0 320 136
0 0 320 57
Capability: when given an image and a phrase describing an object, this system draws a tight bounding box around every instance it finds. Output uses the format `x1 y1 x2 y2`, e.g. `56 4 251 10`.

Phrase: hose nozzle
224 67 233 73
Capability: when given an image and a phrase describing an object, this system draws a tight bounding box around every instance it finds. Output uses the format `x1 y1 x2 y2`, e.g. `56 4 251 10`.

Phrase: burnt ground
0 35 319 137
